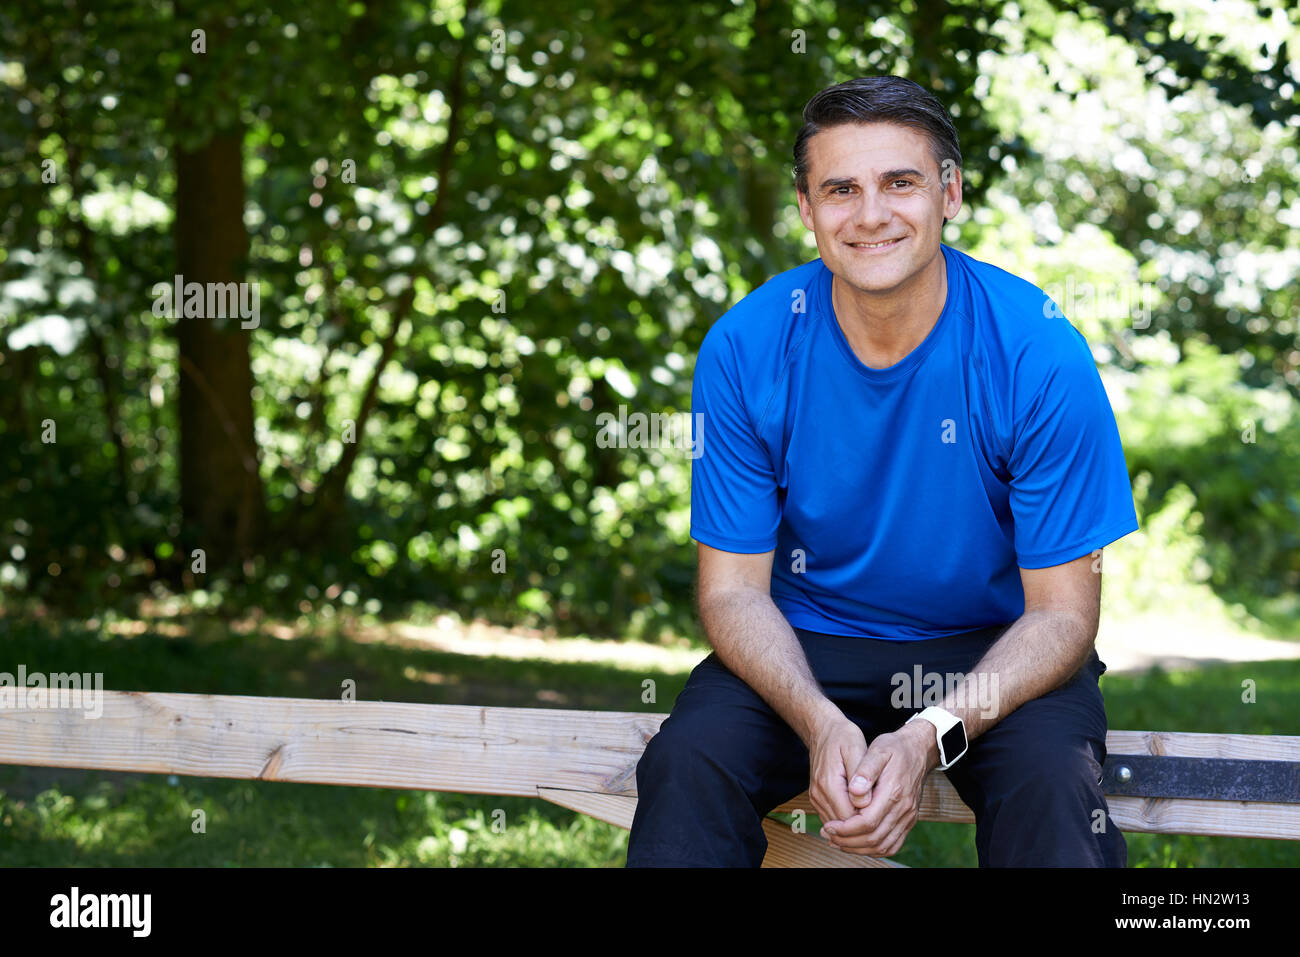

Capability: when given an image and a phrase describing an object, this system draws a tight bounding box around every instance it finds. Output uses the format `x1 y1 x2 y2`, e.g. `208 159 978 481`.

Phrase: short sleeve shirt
689 243 1139 640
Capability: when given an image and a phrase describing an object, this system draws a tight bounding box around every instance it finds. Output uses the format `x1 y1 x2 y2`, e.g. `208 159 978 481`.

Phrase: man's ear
796 189 814 229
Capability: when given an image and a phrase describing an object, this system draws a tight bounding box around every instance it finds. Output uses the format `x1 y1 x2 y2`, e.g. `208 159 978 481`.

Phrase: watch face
940 722 966 761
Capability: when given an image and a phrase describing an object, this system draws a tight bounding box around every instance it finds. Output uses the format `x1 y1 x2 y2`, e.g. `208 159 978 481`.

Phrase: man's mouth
846 237 904 251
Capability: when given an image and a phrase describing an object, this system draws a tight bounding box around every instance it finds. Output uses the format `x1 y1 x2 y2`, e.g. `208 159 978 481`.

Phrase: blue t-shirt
689 243 1139 641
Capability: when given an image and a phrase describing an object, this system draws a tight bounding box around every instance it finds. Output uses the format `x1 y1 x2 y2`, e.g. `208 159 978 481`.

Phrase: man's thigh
942 650 1126 866
639 652 814 814
626 652 818 866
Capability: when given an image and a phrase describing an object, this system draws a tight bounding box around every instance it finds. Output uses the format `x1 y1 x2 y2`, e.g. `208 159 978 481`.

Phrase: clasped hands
807 714 939 858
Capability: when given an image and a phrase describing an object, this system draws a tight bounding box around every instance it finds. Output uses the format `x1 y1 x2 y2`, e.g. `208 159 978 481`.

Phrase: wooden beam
2 692 1297 840
537 787 636 829
1106 730 1300 762
774 782 976 824
760 819 907 868
0 690 661 797
1105 796 1300 841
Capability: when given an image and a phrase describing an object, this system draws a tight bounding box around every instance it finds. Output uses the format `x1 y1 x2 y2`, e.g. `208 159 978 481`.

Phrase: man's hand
817 719 939 858
806 714 871 826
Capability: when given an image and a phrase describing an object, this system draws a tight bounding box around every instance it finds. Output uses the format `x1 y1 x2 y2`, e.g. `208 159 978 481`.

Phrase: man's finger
851 746 891 788
816 753 862 823
827 800 904 845
844 744 891 809
847 773 873 809
830 814 902 849
824 774 905 836
830 812 912 855
835 822 909 859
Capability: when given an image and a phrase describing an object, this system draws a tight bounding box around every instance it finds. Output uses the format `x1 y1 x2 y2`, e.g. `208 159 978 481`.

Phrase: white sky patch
80 187 170 233
603 364 637 399
1129 328 1182 365
558 241 600 285
614 243 673 299
691 236 723 274
380 365 420 401
56 277 96 307
7 314 84 355
1 274 46 303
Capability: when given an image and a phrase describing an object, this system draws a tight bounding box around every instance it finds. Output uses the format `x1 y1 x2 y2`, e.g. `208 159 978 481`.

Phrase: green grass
0 614 1296 867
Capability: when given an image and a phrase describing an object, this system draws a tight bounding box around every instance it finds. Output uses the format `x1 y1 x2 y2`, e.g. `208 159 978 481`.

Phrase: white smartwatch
906 706 968 770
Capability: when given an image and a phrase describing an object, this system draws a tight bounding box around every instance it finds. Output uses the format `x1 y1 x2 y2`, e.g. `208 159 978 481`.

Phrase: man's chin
838 265 908 295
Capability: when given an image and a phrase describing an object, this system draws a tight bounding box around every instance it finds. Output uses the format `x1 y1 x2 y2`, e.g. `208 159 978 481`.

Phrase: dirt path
378 613 1300 677
1096 612 1300 675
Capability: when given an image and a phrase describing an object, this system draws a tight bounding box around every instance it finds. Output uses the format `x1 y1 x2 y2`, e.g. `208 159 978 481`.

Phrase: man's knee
1007 734 1102 791
638 714 707 779
628 714 770 867
636 708 760 801
984 734 1106 823
979 739 1125 866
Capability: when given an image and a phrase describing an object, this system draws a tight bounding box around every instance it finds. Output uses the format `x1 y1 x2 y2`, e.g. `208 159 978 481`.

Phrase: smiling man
625 75 1140 868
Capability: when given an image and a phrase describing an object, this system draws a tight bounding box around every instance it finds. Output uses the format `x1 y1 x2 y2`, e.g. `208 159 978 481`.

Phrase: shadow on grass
0 615 691 712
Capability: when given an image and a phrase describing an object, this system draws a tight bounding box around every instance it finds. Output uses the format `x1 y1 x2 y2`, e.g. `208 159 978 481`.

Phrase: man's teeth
851 239 899 248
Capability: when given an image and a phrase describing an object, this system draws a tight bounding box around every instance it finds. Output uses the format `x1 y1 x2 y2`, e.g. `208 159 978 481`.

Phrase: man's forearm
926 609 1096 760
699 587 842 748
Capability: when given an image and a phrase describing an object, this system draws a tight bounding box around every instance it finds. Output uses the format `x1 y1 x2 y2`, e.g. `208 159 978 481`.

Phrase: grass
0 611 1297 867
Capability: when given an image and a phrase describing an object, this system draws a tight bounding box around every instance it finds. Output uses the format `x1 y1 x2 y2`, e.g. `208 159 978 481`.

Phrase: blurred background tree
0 0 1296 641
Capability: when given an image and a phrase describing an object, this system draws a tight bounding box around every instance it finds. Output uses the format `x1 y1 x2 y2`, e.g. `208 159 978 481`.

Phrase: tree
1 0 1295 629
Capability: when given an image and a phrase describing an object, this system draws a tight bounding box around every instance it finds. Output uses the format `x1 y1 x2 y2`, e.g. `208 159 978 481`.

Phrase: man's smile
845 237 906 252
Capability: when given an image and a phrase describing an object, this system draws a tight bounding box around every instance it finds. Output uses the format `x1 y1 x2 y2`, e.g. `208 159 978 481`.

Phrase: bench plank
760 819 907 868
2 691 1296 841
1105 730 1300 760
0 691 658 797
775 783 976 824
537 787 637 829
1105 796 1300 841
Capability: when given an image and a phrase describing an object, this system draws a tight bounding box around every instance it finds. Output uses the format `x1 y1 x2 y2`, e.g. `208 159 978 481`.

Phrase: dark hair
793 76 962 205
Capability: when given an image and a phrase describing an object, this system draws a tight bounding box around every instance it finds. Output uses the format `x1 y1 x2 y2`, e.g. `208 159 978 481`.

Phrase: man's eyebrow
878 168 926 182
815 169 928 192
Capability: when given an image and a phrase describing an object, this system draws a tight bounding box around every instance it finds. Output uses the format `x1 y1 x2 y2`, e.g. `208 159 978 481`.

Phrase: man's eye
893 180 913 188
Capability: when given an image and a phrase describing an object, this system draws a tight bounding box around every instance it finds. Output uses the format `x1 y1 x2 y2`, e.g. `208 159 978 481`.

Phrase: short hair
793 75 962 215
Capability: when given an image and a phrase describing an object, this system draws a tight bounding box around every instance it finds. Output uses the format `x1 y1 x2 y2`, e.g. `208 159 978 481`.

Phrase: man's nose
851 187 892 230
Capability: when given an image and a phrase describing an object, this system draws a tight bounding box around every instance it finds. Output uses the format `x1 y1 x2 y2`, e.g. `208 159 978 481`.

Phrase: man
625 75 1139 867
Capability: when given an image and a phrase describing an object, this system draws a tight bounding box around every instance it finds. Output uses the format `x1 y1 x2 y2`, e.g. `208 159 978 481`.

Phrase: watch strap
907 706 967 770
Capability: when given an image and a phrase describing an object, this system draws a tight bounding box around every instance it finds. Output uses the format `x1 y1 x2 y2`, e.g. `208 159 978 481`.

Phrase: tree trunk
173 131 265 568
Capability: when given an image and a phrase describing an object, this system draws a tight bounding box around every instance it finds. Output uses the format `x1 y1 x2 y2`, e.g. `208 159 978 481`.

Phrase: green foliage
0 0 1297 638
1119 339 1300 616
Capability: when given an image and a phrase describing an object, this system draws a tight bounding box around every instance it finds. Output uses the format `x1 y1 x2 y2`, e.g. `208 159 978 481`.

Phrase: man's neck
831 251 948 370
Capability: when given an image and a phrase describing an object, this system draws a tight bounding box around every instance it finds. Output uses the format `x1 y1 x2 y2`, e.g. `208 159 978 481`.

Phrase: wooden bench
1 690 1296 866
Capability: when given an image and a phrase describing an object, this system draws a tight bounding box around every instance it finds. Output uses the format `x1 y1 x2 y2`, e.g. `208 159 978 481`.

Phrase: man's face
796 121 961 295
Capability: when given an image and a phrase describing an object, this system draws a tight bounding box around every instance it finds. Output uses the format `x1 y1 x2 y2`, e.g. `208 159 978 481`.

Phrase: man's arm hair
936 552 1102 743
696 542 843 748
